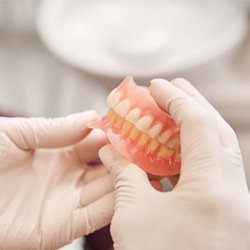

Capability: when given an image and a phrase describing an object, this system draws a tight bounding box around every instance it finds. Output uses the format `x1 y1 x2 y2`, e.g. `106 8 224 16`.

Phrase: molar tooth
167 138 180 151
107 89 121 108
148 123 163 138
135 116 153 132
158 129 172 144
129 127 140 141
137 133 150 146
174 152 181 162
125 108 141 123
157 145 174 159
148 139 160 152
114 99 131 117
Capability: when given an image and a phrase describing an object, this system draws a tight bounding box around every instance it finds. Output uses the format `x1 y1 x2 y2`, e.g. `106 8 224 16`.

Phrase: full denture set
90 77 181 176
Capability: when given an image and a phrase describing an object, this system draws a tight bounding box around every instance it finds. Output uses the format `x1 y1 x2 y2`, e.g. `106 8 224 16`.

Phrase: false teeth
90 77 181 177
125 108 141 123
158 130 172 144
148 123 163 138
135 116 153 132
107 89 121 108
114 99 131 117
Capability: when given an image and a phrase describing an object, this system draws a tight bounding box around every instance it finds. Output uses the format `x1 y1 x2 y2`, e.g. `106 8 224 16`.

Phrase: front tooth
167 138 180 151
114 99 131 117
148 123 163 138
107 89 121 108
135 116 153 132
158 129 172 144
125 108 141 123
148 139 160 152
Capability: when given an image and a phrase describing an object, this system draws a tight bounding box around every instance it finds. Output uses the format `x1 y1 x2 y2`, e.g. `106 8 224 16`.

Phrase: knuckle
168 96 189 118
83 207 95 235
110 161 131 181
168 96 215 129
168 96 187 110
223 121 237 137
183 111 216 129
204 189 235 211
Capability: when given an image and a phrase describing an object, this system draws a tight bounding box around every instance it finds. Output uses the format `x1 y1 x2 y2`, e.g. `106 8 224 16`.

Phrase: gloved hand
0 111 114 250
99 79 250 250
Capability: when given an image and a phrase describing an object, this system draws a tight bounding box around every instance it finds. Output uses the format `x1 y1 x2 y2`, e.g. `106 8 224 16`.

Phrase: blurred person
0 78 250 250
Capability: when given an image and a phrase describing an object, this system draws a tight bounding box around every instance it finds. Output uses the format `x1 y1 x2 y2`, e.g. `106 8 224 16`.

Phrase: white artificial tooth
129 127 140 140
125 108 141 123
158 129 172 144
158 145 174 159
138 133 150 146
167 138 180 150
148 123 163 138
114 99 131 117
174 152 181 162
107 89 121 108
148 139 160 152
135 116 153 132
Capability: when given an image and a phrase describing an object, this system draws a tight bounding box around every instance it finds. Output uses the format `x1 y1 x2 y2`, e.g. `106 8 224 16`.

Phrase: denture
89 76 181 176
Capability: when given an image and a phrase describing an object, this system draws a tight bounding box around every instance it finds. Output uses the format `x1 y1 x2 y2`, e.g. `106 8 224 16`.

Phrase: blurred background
0 1 250 249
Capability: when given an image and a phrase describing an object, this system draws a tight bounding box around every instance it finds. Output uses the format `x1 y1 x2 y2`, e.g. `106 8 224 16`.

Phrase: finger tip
149 79 172 97
171 78 190 85
84 110 98 119
66 110 97 122
89 128 108 141
150 78 170 87
149 79 171 109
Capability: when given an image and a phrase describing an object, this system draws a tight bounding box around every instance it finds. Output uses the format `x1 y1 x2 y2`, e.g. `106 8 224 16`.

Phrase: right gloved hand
99 78 250 250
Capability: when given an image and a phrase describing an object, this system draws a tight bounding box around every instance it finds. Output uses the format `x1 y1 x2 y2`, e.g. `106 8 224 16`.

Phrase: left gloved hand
0 111 114 250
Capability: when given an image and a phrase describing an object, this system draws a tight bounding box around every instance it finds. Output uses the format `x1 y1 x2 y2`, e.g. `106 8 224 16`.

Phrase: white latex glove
99 79 250 250
0 111 114 250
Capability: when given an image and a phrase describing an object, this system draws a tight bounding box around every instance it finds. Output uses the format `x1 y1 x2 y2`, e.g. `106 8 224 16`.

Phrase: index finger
171 78 240 151
149 79 220 163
